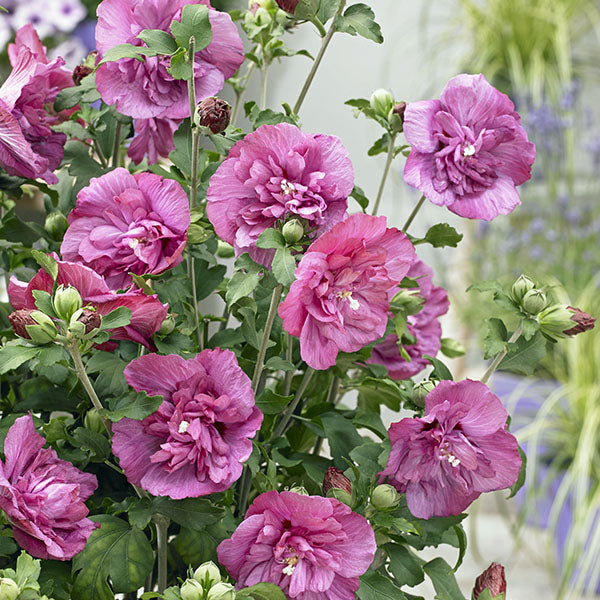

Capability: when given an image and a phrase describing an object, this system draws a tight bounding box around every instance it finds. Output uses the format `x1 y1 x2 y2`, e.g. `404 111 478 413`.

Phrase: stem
272 367 315 439
312 376 339 455
283 332 294 397
481 324 523 385
293 0 346 114
251 284 283 392
402 195 425 233
372 133 397 216
309 15 327 37
111 122 122 168
218 302 230 332
231 62 257 126
153 514 170 594
93 140 108 168
260 65 269 111
187 36 196 121
237 466 252 517
68 341 111 435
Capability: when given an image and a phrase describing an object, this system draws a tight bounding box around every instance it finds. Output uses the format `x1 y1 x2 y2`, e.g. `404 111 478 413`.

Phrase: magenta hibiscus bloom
379 379 521 519
61 168 190 290
206 123 353 264
112 350 263 498
278 213 415 370
403 73 536 220
127 117 180 165
217 490 376 600
0 414 98 560
368 259 449 379
95 0 243 119
0 25 73 183
8 256 167 348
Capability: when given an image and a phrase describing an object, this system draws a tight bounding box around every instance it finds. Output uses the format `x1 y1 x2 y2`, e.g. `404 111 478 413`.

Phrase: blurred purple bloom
127 117 181 165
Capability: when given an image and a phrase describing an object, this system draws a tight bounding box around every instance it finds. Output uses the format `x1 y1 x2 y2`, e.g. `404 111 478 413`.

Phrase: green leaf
264 356 295 371
292 0 319 19
72 515 153 600
440 338 465 359
226 254 263 306
97 44 158 65
31 290 56 316
151 497 224 529
170 4 212 52
257 228 286 250
237 583 287 600
483 318 507 359
320 411 364 469
386 544 425 587
31 249 58 280
420 223 463 248
71 427 111 461
336 3 383 43
351 185 369 211
15 550 41 588
498 330 547 376
104 390 163 421
272 247 296 286
137 29 178 54
357 571 407 600
54 73 100 111
256 389 292 415
0 345 41 375
424 355 453 380
423 558 466 600
99 306 132 330
367 133 391 157
506 445 527 499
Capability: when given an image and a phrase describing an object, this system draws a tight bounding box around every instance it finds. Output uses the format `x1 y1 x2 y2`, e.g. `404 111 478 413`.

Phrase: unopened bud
539 304 577 339
511 274 535 303
72 64 93 86
84 408 105 435
45 211 68 239
195 97 231 135
8 309 37 339
0 578 18 600
193 561 221 587
289 485 309 496
472 563 506 599
326 487 353 507
323 467 352 495
78 308 101 335
390 288 424 316
275 0 299 14
370 89 394 119
388 101 407 132
563 306 596 336
371 484 400 510
181 578 204 600
521 289 546 315
253 6 272 25
282 219 304 244
206 582 235 600
391 101 406 121
216 240 235 258
412 379 436 407
53 285 83 321
158 315 176 336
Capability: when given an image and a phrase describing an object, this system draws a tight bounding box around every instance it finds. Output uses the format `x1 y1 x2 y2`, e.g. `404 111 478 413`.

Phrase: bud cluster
180 562 234 600
369 89 406 133
510 274 546 316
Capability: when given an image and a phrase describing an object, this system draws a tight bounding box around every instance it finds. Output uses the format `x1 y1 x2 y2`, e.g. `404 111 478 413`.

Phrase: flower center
280 179 296 195
462 143 476 157
439 444 460 467
282 551 299 576
337 290 360 310
178 420 190 434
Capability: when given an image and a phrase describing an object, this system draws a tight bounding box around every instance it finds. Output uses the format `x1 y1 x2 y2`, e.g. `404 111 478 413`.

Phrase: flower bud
193 561 221 586
289 485 309 496
16 310 59 344
370 484 400 510
388 101 407 132
539 304 577 339
84 408 105 435
370 89 395 119
0 578 18 600
390 288 424 316
181 578 204 600
511 274 535 303
326 487 353 507
78 308 101 335
207 582 235 600
158 315 176 336
563 306 596 336
194 97 231 135
8 309 37 339
216 240 235 258
72 64 94 86
472 562 506 599
521 289 546 315
323 467 352 495
53 285 83 321
282 219 304 244
412 379 436 407
391 101 406 121
45 211 68 239
275 0 299 14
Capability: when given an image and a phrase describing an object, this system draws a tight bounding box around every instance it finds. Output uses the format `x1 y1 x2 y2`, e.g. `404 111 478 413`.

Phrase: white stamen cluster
178 420 190 434
462 143 476 157
338 290 360 311
280 179 296 195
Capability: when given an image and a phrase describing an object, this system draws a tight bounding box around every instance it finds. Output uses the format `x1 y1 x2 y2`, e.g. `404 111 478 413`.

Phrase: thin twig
402 195 425 233
272 367 315 439
372 133 397 216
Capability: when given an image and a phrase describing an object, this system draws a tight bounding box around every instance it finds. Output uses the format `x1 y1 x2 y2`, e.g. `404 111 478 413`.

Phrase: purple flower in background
112 350 263 498
207 123 353 264
0 414 98 560
379 379 521 519
0 25 74 183
127 117 181 165
217 491 376 600
404 73 536 221
61 168 190 289
368 259 449 380
95 0 244 119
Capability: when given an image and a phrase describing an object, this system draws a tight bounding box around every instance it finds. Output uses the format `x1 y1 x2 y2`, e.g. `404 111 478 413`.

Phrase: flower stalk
272 367 315 439
152 513 170 593
402 195 425 233
372 133 397 216
481 323 523 384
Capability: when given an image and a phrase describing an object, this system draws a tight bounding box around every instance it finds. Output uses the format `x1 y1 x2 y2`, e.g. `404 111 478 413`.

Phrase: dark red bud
275 0 299 14
8 309 36 339
393 101 407 122
563 306 596 336
72 65 93 86
323 467 352 495
195 97 231 134
78 309 101 334
473 563 506 599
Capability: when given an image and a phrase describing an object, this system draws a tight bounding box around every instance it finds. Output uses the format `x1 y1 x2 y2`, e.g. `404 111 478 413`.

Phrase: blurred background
2 0 600 597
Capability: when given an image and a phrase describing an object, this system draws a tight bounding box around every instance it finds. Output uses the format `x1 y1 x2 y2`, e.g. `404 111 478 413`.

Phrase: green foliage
336 4 383 43
170 4 213 52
